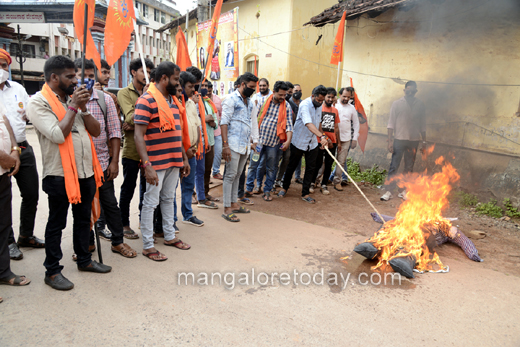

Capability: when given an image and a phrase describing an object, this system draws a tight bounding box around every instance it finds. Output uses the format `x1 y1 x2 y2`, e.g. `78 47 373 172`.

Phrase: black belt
17 140 28 148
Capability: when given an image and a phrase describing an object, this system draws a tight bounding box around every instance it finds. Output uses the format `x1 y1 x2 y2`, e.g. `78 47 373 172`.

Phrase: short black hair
74 58 95 71
259 78 269 86
155 62 180 82
186 66 202 82
312 85 328 97
339 86 355 95
241 72 258 85
285 81 294 89
234 76 242 88
326 87 337 96
129 58 154 75
179 71 197 87
101 59 110 70
149 68 156 82
273 81 289 92
44 55 76 82
405 80 417 88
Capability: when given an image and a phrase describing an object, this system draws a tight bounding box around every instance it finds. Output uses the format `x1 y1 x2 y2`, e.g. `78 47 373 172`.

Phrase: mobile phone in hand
77 78 95 91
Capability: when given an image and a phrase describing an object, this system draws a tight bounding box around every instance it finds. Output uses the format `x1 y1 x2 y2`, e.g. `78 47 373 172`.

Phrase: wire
238 27 520 87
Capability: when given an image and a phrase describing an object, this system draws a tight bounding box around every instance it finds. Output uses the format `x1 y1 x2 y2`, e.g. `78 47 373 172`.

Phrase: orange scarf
146 83 177 132
195 92 209 159
257 95 288 142
41 83 103 204
173 95 191 152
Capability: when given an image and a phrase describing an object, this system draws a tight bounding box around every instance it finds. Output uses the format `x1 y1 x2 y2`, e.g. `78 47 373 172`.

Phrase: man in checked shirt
74 59 137 258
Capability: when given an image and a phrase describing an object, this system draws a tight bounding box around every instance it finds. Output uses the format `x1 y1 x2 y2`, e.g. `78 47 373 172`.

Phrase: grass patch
475 199 504 218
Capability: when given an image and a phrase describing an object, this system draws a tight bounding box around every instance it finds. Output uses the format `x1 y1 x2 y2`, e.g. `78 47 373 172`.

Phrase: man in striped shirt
134 62 190 261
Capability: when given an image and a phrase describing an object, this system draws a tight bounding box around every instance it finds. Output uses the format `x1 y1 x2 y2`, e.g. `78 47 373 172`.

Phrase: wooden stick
324 146 386 225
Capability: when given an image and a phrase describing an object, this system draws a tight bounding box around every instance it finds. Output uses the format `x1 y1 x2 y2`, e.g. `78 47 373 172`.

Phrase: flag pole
335 63 341 90
133 19 149 84
81 3 88 83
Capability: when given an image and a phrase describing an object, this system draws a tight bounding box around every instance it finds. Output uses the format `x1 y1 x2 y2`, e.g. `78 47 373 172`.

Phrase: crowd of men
0 48 426 298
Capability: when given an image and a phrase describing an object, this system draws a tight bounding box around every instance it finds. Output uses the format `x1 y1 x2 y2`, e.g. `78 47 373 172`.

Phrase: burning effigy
354 156 482 278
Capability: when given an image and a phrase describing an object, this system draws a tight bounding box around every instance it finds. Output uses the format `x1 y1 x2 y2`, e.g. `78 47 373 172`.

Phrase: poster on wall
196 8 239 97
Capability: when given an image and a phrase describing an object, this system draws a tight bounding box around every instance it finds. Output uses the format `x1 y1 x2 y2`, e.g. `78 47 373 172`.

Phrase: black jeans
119 158 145 227
311 144 337 186
8 143 39 244
237 156 247 199
385 139 419 192
43 176 96 275
0 174 13 280
282 144 319 197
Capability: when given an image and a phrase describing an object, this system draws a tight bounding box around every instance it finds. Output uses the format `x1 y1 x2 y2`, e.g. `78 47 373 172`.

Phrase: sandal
301 196 316 204
253 187 262 195
207 195 220 202
164 239 191 250
0 274 31 286
244 191 253 198
123 229 140 239
142 251 168 261
263 192 273 202
17 236 45 248
232 206 250 214
278 189 287 198
222 213 240 222
239 197 254 205
197 199 218 209
111 243 137 258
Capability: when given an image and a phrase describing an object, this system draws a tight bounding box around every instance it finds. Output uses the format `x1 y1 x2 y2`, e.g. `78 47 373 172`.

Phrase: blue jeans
246 149 267 192
180 156 197 220
384 139 419 192
212 135 222 175
195 152 206 201
261 145 282 193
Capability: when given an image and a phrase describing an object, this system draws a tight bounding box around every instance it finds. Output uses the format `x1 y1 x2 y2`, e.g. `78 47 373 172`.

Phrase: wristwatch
11 146 21 155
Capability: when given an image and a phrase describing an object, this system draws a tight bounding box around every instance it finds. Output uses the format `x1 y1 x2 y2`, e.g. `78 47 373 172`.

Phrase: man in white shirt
333 87 360 192
0 49 43 261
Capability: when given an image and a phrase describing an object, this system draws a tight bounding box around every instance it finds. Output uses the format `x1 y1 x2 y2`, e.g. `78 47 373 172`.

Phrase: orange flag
350 77 369 153
104 0 135 67
73 0 101 70
175 27 192 71
330 11 347 65
204 0 224 79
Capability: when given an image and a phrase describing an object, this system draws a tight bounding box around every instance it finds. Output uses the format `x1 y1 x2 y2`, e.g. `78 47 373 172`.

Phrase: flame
369 156 460 272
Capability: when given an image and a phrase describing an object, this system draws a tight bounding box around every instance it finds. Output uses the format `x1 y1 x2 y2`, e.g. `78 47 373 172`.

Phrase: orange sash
195 92 209 159
41 83 103 204
257 95 288 142
173 96 191 152
146 83 177 132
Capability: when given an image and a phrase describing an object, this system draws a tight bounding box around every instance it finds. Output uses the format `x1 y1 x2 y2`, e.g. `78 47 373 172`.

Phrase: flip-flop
207 195 220 202
0 274 31 286
278 190 287 198
239 197 254 205
142 251 168 261
263 193 273 202
222 213 240 222
302 196 316 204
123 229 140 239
164 240 191 250
232 206 250 214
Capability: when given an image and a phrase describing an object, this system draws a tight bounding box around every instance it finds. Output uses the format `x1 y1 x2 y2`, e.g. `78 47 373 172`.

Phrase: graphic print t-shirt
320 105 340 143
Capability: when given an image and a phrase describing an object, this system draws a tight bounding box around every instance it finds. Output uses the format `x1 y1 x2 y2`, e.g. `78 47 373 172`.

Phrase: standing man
221 72 259 222
278 85 329 204
95 59 120 116
275 81 297 188
117 58 154 239
201 80 220 202
246 81 293 202
211 82 224 181
0 49 43 261
289 84 304 184
134 62 191 261
74 59 137 258
311 87 340 195
28 56 111 291
251 78 272 108
332 87 359 192
381 81 426 201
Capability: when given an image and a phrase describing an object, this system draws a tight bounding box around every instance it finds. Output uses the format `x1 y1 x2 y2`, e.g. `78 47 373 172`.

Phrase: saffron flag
204 0 224 79
105 0 135 67
350 77 369 153
73 0 102 70
175 27 192 71
330 11 347 65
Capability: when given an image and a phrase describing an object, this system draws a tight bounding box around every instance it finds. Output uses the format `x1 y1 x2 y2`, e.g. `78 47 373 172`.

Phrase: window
135 1 139 9
150 36 153 47
246 57 259 74
142 4 148 18
9 43 20 56
23 45 36 58
161 12 166 24
142 34 146 46
157 39 160 49
154 9 159 22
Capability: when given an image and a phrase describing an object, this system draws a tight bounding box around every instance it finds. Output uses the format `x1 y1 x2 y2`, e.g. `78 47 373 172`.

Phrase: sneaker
398 191 407 200
174 222 180 233
274 180 282 188
97 227 112 241
183 216 205 227
380 191 393 201
295 178 303 184
8 243 23 260
334 184 344 191
309 183 315 194
212 173 223 180
321 185 330 195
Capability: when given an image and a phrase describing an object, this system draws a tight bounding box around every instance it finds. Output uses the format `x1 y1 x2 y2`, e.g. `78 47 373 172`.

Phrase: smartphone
77 78 95 91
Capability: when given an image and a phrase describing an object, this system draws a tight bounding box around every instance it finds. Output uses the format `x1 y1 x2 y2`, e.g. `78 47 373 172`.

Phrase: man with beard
381 81 426 201
277 85 329 204
117 58 154 239
332 87 359 192
27 56 110 291
275 81 297 188
134 62 191 261
252 78 272 108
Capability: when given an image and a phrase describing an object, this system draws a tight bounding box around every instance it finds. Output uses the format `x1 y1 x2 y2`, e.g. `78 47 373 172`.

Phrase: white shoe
309 183 315 194
380 191 393 201
321 185 330 195
398 191 407 200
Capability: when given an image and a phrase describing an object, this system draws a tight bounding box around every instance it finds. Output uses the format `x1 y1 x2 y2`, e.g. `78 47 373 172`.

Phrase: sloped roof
305 0 417 27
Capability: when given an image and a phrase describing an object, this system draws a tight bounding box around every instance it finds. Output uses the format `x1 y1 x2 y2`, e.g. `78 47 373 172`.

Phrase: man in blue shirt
221 72 259 222
278 85 329 204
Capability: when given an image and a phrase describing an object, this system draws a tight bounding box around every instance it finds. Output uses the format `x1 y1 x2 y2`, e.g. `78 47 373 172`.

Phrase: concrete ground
1 129 520 346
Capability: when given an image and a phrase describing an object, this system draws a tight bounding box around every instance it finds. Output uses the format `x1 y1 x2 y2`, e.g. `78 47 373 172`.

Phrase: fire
370 156 460 272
